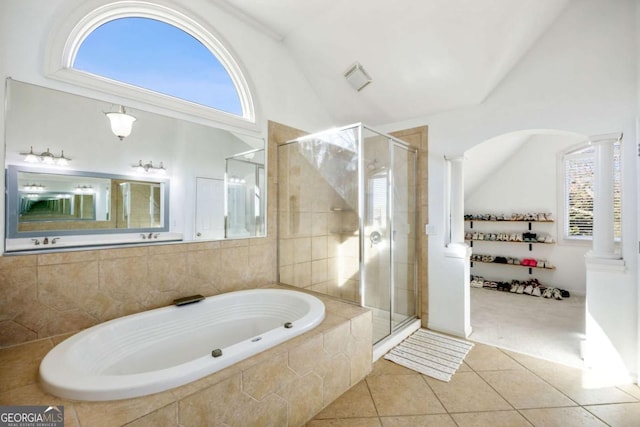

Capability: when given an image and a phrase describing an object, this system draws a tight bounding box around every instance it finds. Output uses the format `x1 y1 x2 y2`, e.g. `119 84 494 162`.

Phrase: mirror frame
6 164 170 239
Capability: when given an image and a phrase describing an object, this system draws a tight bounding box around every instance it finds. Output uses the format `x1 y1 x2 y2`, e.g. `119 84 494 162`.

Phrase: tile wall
0 120 293 348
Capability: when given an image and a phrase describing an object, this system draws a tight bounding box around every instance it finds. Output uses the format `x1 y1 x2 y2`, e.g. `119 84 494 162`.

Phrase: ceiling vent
344 62 372 92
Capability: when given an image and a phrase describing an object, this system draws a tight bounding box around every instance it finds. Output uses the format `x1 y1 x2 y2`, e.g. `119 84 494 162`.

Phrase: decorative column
446 156 466 248
589 134 620 259
583 132 627 376
437 155 471 338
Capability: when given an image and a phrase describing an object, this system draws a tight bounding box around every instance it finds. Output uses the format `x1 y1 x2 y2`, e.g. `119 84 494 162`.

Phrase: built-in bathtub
39 288 325 401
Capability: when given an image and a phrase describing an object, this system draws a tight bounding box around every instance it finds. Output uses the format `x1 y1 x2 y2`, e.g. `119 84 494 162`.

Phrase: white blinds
563 144 621 240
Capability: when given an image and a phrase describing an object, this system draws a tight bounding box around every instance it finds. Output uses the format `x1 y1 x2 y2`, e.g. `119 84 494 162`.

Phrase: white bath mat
384 329 474 382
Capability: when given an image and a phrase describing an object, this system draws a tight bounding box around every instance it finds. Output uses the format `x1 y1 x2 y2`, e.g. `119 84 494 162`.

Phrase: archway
463 129 587 367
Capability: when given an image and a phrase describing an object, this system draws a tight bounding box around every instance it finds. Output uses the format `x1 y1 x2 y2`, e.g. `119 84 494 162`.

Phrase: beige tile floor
306 342 640 427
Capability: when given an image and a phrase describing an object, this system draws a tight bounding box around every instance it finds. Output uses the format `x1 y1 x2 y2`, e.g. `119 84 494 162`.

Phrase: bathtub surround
0 239 277 347
0 121 288 348
0 286 372 426
40 289 326 401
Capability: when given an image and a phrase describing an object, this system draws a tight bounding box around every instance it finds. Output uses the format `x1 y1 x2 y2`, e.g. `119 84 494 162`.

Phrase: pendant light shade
106 106 136 140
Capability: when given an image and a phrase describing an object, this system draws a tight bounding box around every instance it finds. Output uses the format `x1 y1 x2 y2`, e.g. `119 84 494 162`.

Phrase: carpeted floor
469 287 585 368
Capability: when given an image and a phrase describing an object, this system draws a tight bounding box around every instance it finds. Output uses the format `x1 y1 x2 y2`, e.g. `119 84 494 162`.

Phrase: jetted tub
39 288 325 401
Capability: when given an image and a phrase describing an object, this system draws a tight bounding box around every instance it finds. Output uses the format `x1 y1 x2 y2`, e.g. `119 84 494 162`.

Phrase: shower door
362 130 417 344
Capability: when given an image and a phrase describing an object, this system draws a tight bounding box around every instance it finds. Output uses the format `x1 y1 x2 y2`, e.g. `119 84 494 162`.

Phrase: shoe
552 288 563 300
532 285 542 297
544 235 554 243
560 289 570 298
542 287 553 298
510 280 519 293
516 283 525 294
524 282 533 295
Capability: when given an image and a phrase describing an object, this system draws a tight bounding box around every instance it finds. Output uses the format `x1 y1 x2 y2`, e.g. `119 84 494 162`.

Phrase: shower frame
280 123 419 345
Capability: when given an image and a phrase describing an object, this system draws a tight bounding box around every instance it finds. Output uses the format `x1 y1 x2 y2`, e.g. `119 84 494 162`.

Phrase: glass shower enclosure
225 149 265 238
278 124 418 344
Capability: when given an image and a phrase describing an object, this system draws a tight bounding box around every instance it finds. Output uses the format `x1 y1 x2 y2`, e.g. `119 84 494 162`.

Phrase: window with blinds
563 143 621 240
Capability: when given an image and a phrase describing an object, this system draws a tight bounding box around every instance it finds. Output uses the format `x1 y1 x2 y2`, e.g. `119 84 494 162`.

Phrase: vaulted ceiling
213 0 571 125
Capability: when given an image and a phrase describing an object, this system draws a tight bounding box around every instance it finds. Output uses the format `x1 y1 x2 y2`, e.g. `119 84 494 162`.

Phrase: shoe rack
465 212 555 274
464 212 567 298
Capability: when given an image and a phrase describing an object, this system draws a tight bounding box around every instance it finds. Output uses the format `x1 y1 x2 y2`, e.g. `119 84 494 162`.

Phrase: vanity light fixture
133 160 166 175
22 147 39 163
106 105 136 141
74 185 94 194
227 176 246 185
344 62 372 92
23 183 45 192
20 147 71 166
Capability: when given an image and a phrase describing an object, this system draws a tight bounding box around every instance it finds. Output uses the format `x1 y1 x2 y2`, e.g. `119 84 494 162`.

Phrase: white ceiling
212 0 570 125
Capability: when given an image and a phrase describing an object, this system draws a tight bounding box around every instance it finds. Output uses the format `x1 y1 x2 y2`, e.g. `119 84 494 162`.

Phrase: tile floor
306 342 640 426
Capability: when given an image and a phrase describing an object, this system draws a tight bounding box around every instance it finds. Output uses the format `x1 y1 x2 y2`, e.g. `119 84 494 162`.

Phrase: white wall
382 0 639 375
465 133 590 295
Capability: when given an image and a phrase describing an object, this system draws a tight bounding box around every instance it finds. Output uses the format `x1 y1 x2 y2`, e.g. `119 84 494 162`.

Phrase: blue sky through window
74 17 242 115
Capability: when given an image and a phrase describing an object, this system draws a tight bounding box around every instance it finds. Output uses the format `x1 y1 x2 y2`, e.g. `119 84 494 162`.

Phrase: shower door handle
370 231 382 247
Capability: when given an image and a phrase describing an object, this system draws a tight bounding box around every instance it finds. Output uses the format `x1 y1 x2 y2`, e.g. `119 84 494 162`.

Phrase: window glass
73 17 242 115
563 143 621 240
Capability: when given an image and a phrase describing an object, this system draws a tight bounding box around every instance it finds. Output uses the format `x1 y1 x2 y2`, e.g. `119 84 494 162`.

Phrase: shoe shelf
466 211 557 278
465 239 554 252
470 275 569 300
470 254 555 275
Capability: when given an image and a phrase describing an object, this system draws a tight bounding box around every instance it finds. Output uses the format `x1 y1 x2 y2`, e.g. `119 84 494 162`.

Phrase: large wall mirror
4 79 265 252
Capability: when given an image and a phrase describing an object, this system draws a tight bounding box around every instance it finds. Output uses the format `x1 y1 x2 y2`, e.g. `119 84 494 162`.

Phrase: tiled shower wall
278 140 361 303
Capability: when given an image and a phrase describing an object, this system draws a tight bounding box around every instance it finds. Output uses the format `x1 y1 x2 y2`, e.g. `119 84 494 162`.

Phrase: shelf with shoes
465 212 554 222
464 231 554 252
470 275 570 300
466 211 557 285
470 253 555 274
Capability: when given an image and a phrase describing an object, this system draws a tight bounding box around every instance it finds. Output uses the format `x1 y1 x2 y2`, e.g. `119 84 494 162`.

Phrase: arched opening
464 129 588 367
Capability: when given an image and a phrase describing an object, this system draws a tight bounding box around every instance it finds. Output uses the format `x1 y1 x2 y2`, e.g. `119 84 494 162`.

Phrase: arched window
74 17 242 115
47 2 255 126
